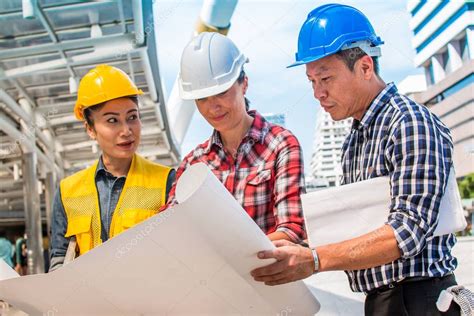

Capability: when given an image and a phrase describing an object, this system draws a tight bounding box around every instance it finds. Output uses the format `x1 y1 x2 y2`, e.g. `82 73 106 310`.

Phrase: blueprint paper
302 168 466 247
0 259 19 281
0 163 320 315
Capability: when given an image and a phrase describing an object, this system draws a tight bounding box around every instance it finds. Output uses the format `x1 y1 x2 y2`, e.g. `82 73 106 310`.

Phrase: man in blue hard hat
251 4 461 315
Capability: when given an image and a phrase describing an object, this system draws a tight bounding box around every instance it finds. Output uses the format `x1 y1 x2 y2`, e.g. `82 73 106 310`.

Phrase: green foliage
458 173 474 199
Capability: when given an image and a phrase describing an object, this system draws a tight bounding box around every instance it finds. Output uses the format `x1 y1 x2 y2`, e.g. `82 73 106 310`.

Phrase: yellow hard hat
74 64 143 120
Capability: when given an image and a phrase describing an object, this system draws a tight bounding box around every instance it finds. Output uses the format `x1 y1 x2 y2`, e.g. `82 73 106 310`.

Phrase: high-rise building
263 113 286 127
310 111 352 187
406 1 473 178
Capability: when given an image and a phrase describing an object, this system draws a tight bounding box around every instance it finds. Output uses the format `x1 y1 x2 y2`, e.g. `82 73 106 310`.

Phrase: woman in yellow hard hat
49 65 175 271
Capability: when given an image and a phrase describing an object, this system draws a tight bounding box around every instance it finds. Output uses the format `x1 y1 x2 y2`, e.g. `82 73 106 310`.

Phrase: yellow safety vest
60 154 171 255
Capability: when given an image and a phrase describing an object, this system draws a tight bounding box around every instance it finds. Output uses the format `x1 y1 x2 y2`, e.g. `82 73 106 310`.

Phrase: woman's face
194 77 248 133
85 97 141 161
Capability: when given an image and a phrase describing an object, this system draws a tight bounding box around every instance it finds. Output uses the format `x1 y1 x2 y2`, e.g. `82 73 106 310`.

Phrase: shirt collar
95 156 107 177
204 110 270 154
95 156 125 179
353 82 397 130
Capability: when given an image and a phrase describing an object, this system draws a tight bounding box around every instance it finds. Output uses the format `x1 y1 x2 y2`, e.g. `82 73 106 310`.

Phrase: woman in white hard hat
49 65 175 271
166 32 306 242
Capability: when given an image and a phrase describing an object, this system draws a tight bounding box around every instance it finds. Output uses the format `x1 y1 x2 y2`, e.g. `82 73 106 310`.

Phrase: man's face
306 54 367 121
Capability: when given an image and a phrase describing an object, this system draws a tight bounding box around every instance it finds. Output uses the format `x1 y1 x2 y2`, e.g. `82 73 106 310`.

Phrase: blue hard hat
288 4 383 68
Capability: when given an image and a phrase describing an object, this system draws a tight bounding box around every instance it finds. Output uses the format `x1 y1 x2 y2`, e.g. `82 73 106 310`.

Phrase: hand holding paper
251 240 315 286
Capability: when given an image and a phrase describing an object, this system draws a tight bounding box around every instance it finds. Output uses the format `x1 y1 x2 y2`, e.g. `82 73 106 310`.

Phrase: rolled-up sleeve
386 112 452 259
274 131 306 242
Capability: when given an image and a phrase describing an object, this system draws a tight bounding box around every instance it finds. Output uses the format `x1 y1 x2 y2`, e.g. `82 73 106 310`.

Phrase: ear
357 55 375 80
242 75 248 94
85 121 96 140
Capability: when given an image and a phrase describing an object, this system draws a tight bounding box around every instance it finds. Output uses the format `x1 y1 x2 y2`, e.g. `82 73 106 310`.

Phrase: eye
321 76 331 82
107 117 118 123
128 114 138 121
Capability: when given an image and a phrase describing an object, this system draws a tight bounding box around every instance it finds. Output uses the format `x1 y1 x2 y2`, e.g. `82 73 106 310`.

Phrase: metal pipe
1 43 143 80
23 152 45 274
0 89 63 175
0 90 54 153
132 0 145 46
44 172 55 238
0 190 23 199
0 112 59 174
1 1 113 20
34 3 76 78
22 0 36 19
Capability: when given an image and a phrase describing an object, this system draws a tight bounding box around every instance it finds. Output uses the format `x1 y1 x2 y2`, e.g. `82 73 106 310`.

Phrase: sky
154 0 423 173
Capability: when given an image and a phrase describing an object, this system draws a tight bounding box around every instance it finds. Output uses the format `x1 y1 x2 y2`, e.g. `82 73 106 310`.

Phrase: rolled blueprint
303 167 466 247
0 163 320 315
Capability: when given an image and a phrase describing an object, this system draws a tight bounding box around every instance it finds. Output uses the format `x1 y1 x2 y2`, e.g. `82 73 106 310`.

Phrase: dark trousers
365 274 460 316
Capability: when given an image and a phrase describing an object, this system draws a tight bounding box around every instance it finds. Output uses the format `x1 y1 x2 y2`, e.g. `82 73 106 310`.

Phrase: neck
220 112 254 155
101 154 133 177
353 78 386 121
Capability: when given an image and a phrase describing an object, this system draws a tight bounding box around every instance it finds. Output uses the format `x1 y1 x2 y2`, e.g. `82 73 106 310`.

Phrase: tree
458 173 474 199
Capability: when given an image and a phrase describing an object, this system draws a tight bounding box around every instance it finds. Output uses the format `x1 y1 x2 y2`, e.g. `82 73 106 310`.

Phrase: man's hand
251 240 315 286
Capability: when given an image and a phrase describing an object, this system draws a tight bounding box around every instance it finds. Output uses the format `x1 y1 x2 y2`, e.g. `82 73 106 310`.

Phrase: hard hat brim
179 77 236 100
287 55 323 68
74 89 143 121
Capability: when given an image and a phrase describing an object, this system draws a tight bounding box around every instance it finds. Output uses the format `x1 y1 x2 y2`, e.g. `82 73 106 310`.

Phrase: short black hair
84 96 139 126
334 47 380 75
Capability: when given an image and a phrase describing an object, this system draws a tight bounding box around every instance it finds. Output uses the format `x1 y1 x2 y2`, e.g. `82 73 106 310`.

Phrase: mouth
116 140 135 150
321 104 335 112
212 113 227 122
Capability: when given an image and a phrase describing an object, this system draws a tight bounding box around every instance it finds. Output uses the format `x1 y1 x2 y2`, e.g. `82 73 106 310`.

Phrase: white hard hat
178 32 249 100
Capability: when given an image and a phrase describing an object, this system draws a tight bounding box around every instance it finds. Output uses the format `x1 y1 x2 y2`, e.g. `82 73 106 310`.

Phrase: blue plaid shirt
341 83 457 292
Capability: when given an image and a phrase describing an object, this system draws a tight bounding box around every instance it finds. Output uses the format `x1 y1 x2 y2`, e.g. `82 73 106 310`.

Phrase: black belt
365 273 454 295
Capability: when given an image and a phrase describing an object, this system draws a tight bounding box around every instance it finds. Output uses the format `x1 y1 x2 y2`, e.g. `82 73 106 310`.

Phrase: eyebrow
307 66 330 77
103 109 138 116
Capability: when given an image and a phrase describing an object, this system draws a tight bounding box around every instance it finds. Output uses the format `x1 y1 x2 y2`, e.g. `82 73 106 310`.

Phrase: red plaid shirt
166 110 306 242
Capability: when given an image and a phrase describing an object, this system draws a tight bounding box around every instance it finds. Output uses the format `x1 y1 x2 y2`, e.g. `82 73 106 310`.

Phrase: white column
447 40 463 73
431 54 446 84
467 27 474 60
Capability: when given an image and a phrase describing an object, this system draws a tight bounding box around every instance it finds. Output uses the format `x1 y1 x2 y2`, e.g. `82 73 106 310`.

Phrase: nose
205 96 221 113
313 81 328 101
120 121 132 137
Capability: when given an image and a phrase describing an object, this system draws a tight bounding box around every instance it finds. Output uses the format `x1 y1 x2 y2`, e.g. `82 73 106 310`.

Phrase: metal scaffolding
0 0 180 273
